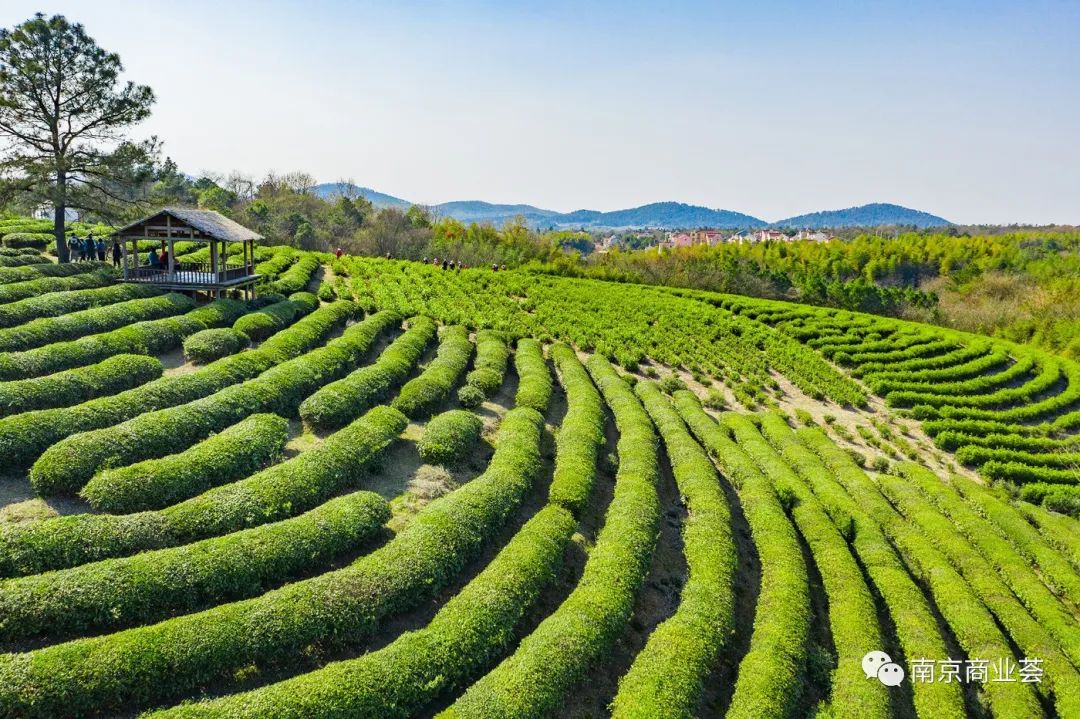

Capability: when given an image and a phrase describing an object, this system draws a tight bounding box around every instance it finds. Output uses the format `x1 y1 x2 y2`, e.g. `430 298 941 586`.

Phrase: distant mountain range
313 183 950 230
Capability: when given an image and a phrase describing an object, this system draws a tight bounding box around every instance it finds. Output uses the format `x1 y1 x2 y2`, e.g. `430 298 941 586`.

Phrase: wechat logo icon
863 651 906 687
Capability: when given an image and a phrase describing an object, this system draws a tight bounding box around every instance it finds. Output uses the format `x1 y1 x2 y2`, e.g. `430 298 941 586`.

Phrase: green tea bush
441 358 658 718
0 298 247 381
0 282 159 329
0 354 162 416
233 292 318 341
392 325 473 418
546 343 603 514
27 302 373 493
0 292 194 353
300 316 434 430
0 407 540 718
182 327 250 364
81 413 289 512
457 329 509 406
512 337 551 412
0 491 389 641
417 409 483 465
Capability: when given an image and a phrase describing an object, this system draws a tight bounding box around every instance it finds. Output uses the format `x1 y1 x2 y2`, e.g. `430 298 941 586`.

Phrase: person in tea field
111 240 122 268
68 236 80 262
335 247 343 259
96 237 106 262
84 235 95 262
147 247 159 268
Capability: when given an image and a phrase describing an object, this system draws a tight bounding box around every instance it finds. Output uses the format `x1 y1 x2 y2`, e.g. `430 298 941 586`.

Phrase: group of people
145 243 171 270
67 234 109 263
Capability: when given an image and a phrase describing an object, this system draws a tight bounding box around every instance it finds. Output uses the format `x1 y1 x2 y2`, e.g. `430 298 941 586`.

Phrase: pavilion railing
125 261 254 285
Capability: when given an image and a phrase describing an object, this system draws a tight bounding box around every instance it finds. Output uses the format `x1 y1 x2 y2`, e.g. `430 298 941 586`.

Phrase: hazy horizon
4 1 1078 224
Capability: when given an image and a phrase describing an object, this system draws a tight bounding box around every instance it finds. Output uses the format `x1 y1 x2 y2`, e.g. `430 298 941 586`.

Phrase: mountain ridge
313 183 950 229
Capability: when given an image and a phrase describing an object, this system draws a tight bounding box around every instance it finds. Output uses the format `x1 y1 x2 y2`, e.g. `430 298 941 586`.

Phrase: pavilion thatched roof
113 208 263 243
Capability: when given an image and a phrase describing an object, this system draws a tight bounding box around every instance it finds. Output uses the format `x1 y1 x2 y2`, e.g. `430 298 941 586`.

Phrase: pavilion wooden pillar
120 238 129 279
166 214 175 280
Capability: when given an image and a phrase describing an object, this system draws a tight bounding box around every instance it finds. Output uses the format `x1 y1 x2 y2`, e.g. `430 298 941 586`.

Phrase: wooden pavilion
113 208 262 299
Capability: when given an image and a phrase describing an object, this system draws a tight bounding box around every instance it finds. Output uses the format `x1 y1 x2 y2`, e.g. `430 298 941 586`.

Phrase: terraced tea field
0 248 1077 719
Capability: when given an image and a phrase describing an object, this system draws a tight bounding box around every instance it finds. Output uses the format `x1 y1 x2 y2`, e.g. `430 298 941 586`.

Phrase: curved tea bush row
458 329 509 407
805 433 1043 718
546 343 604 514
0 298 247 381
865 345 1010 390
253 247 297 279
0 491 389 642
1019 483 1080 518
267 254 320 295
982 461 1080 486
856 340 994 376
838 338 957 370
418 409 483 465
150 503 575 719
950 474 1080 602
233 292 318 341
915 362 1080 423
0 405 404 578
28 302 372 493
0 407 541 718
0 292 194 353
512 338 552 413
745 411 890 719
790 427 966 718
441 356 658 719
0 354 163 416
935 429 1080 454
0 261 105 285
0 269 114 305
0 282 161 328
0 248 46 263
956 445 1080 470
182 327 250 364
673 410 808 719
887 465 1080 715
874 352 1033 399
81 414 289 513
391 325 473 418
894 357 1061 410
300 315 434 430
610 383 735 718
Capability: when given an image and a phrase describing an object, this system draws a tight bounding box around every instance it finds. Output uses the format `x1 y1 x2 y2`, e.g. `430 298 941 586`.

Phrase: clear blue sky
5 1 1079 223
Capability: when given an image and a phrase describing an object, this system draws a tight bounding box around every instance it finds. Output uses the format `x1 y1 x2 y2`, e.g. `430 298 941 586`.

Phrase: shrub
753 412 891 718
233 292 319 341
0 269 114 305
148 503 574 719
268 254 320 295
0 292 195 353
418 409 483 465
657 373 687 394
81 413 289 512
546 343 604 515
0 282 159 329
0 407 540 718
610 383 736 717
458 329 509 403
392 325 473 418
0 298 247 381
0 491 389 641
512 338 551 412
802 430 1045 719
887 465 1079 716
0 260 107 284
300 316 435 430
182 327 250 364
1021 483 1080 518
442 358 658 718
2 232 51 249
703 387 726 409
0 354 163 416
27 302 373 493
